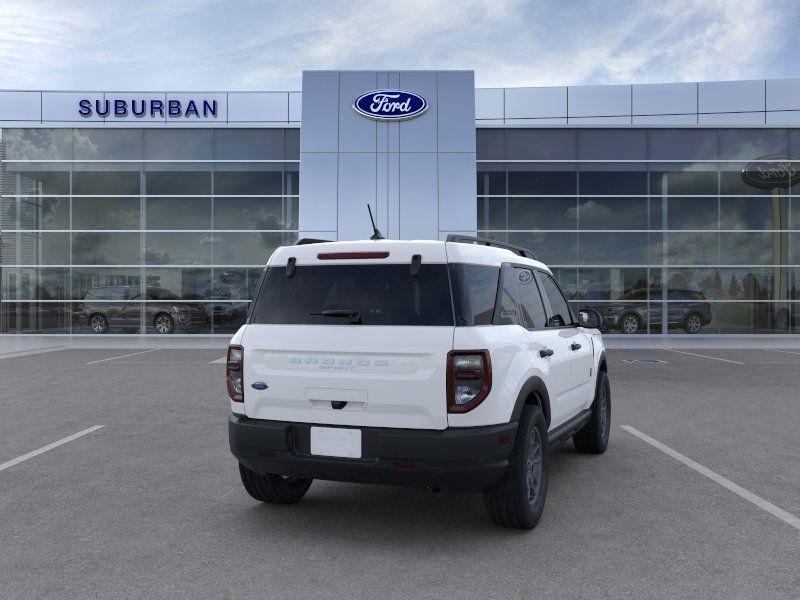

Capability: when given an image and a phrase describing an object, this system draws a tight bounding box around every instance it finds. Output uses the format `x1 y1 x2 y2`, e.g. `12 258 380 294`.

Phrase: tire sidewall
595 372 611 449
514 406 549 528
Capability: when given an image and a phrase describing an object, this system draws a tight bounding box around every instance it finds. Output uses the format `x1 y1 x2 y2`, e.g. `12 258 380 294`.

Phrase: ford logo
741 155 800 190
251 381 268 391
353 90 428 121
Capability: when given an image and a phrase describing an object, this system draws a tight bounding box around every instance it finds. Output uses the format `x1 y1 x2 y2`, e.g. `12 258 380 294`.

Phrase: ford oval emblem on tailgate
251 381 268 390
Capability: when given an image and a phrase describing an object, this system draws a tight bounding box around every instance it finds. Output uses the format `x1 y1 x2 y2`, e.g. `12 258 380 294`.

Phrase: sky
0 0 798 91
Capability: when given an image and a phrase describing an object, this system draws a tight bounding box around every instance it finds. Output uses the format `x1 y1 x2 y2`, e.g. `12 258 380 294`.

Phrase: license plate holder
310 426 362 459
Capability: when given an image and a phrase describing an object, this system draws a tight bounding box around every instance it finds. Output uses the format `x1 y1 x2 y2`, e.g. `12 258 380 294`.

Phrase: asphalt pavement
1 346 798 599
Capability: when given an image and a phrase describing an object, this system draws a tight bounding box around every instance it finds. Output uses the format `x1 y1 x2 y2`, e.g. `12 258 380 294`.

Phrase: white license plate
310 427 362 458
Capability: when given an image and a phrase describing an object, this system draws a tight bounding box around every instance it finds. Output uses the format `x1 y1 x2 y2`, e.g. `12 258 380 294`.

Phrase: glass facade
1 125 798 335
477 128 800 334
0 128 298 334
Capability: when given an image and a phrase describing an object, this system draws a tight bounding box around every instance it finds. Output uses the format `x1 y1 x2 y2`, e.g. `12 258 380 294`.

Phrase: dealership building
1 70 799 336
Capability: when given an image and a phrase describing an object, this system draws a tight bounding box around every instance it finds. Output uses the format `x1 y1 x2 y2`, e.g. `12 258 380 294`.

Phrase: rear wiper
309 309 362 324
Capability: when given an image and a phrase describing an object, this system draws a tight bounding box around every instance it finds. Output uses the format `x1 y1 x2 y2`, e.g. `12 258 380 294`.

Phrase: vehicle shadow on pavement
231 444 596 540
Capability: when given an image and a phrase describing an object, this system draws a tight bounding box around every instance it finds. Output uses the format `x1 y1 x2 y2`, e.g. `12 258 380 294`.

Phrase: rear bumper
229 414 517 493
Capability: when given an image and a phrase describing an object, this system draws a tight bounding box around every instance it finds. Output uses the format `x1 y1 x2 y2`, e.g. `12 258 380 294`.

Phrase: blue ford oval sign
353 90 428 121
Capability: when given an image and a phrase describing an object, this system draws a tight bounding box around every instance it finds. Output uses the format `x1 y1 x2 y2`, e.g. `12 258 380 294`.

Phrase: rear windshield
250 264 454 326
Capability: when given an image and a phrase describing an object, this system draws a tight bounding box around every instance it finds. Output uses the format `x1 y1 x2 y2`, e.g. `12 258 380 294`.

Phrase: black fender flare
510 376 551 426
597 350 608 374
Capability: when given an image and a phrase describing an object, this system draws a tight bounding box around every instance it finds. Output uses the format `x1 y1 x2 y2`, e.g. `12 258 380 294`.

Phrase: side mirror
578 309 602 329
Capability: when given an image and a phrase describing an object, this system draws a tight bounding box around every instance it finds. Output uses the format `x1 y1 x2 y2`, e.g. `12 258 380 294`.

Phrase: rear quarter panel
448 325 532 427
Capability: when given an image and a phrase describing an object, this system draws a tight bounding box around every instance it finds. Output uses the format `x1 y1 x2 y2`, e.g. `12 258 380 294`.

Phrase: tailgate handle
331 401 347 410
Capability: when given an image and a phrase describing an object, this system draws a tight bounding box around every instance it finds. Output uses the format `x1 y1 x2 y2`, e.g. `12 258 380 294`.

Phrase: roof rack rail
445 234 536 260
296 238 332 245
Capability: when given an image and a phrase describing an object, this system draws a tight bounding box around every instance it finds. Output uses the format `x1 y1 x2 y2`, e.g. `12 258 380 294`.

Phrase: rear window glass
449 264 499 326
250 264 454 326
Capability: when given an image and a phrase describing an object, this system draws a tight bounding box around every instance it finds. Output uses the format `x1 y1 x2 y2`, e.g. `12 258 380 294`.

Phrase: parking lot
1 344 799 599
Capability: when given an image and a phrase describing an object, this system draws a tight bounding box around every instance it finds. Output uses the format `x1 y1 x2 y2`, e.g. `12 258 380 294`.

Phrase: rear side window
497 266 519 326
514 267 547 329
539 272 574 327
449 264 499 326
250 264 454 326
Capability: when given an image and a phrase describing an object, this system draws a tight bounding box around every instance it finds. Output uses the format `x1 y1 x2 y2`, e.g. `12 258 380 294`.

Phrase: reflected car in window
581 288 712 334
75 286 207 334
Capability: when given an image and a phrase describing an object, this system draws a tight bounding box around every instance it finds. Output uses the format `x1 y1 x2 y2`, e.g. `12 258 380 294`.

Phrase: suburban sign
741 155 800 190
352 90 427 121
78 98 219 119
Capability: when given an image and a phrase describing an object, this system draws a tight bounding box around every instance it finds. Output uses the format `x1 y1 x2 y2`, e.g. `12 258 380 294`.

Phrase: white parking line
85 349 158 365
210 356 227 364
0 425 105 473
763 348 800 356
663 349 745 365
621 425 800 531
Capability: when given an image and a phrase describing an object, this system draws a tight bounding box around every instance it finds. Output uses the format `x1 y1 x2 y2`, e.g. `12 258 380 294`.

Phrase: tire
683 312 703 334
153 313 175 334
483 405 549 529
573 371 611 454
88 313 108 334
618 313 641 334
238 463 312 504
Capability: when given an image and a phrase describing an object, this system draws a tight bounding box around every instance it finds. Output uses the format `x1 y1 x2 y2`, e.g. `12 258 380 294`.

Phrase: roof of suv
268 239 550 271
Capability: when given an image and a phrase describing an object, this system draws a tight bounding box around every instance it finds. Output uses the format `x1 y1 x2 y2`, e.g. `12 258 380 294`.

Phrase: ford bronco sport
228 235 610 529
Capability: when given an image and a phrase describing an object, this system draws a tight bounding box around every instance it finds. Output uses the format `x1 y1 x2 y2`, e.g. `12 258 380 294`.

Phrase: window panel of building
666 232 719 265
213 129 284 160
143 129 213 160
507 197 577 230
4 170 70 196
579 232 651 265
71 232 141 265
213 197 286 230
144 268 213 300
508 170 576 195
1 302 73 333
720 196 787 230
144 232 213 265
71 267 142 300
213 169 283 195
1 232 70 265
19 196 70 230
72 197 140 230
72 170 140 195
145 197 212 230
719 232 781 265
578 130 647 161
577 197 647 230
210 232 295 265
477 197 507 230
717 128 789 161
72 129 142 160
577 268 649 301
144 171 211 195
210 268 264 301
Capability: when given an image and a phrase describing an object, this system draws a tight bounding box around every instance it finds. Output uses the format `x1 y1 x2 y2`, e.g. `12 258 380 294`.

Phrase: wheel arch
598 350 608 374
511 376 551 427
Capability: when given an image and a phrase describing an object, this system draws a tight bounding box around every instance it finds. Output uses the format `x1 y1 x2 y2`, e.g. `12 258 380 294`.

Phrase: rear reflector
317 251 390 260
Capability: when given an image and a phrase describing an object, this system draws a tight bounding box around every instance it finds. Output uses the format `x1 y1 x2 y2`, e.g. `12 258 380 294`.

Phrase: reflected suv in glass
582 288 712 334
76 286 207 334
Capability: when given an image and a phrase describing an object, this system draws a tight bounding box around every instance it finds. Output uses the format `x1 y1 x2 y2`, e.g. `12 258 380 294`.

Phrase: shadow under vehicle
582 288 712 334
76 286 207 334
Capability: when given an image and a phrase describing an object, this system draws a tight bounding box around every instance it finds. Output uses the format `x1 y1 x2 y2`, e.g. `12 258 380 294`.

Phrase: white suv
228 235 610 529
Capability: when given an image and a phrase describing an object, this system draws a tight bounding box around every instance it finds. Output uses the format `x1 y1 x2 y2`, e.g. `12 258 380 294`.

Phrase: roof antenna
367 204 385 240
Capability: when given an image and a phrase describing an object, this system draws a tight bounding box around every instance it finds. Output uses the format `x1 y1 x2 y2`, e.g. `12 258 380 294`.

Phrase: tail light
227 344 244 402
447 350 491 413
705 302 712 311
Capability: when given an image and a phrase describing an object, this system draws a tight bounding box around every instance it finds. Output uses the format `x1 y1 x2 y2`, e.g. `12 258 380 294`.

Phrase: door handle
539 348 554 357
570 343 582 351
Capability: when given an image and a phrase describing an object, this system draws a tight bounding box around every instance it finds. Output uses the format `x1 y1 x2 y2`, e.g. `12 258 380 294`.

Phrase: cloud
0 0 795 91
